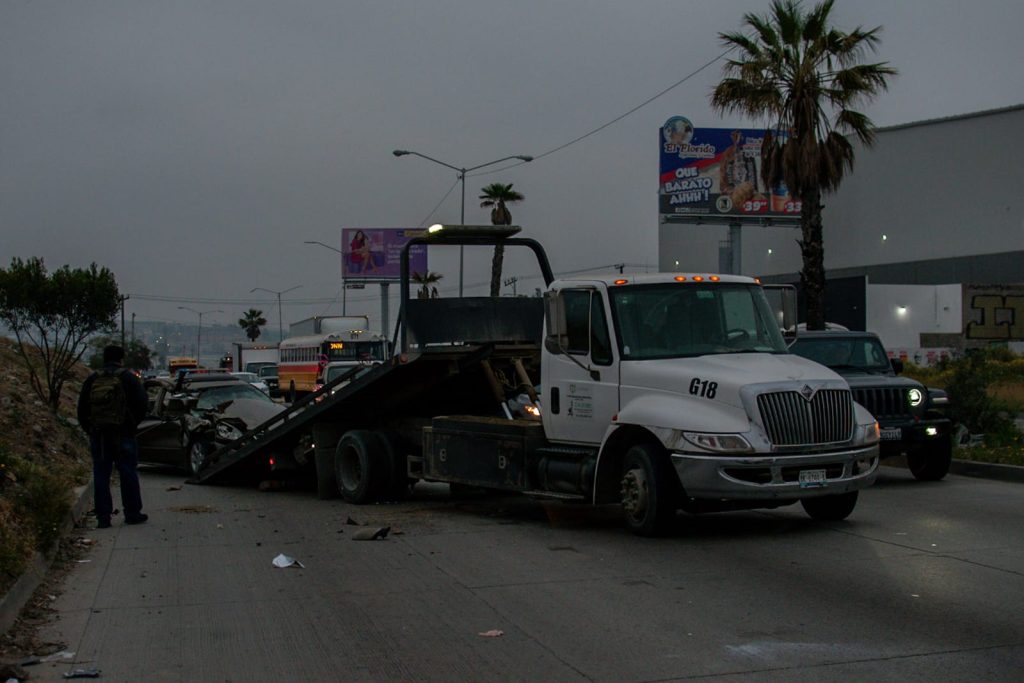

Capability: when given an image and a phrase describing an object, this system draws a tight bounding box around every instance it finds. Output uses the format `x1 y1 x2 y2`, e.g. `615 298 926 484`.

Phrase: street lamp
250 285 302 342
392 149 533 296
177 306 223 365
304 241 349 315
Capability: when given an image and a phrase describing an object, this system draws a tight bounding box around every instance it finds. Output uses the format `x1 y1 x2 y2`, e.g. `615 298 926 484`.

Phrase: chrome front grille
852 387 910 420
757 389 854 446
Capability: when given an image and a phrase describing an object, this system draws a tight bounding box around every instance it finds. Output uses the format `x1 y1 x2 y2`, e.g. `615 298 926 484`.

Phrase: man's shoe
125 513 149 525
97 518 111 529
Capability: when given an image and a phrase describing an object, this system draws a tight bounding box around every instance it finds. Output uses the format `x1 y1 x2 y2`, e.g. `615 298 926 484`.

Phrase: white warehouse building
658 105 1024 355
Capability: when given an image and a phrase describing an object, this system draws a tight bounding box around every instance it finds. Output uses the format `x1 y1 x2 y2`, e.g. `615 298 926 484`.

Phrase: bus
167 356 199 376
277 331 390 397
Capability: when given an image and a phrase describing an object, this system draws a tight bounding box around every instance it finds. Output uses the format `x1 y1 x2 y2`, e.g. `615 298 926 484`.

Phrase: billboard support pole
380 282 390 339
729 221 742 275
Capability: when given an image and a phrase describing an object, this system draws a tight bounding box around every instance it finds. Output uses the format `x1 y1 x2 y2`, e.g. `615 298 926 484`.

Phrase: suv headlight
682 432 753 453
907 387 924 408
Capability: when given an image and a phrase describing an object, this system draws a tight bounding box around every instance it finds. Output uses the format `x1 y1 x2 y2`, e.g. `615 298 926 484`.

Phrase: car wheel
620 443 679 537
334 430 383 504
801 491 858 521
907 438 952 481
188 438 210 476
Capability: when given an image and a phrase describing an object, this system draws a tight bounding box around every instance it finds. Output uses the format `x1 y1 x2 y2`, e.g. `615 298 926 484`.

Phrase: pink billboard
341 228 428 282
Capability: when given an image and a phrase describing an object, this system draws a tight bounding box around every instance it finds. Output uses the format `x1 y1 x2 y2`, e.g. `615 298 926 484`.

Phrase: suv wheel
907 438 952 481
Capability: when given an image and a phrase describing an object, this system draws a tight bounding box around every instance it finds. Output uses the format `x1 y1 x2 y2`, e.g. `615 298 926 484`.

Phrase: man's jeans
90 431 144 522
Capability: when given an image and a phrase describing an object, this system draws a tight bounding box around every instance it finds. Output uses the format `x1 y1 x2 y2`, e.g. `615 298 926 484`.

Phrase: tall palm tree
238 308 267 341
711 0 895 329
411 270 444 299
479 183 524 297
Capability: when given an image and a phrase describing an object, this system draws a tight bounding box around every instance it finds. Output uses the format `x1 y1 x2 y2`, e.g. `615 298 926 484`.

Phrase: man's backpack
89 369 128 429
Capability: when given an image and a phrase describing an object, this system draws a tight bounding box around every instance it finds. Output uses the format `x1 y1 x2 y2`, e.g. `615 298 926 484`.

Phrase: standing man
77 345 149 528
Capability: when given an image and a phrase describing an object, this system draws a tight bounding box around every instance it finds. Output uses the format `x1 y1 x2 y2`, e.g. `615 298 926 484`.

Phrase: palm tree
238 308 267 341
411 270 444 299
711 0 895 329
479 183 524 297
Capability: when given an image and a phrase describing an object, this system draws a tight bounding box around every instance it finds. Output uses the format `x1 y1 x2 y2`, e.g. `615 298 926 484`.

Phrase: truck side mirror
762 284 798 344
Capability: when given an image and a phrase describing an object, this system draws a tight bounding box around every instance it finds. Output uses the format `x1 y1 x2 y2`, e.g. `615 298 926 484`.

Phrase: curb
949 458 1024 484
0 480 93 636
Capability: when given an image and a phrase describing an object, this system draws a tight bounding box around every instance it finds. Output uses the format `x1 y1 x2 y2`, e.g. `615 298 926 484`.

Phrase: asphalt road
29 465 1024 682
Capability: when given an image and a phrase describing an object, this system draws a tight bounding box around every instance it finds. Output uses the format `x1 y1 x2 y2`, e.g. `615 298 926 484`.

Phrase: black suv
790 331 952 481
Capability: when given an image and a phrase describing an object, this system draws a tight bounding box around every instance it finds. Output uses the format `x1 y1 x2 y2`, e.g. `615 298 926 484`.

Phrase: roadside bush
943 350 1020 443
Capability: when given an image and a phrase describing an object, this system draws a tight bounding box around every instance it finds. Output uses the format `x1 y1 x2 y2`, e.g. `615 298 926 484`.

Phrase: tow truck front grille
852 387 911 420
757 389 854 446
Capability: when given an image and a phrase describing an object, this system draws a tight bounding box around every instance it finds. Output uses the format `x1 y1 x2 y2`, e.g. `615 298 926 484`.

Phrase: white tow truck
198 225 880 535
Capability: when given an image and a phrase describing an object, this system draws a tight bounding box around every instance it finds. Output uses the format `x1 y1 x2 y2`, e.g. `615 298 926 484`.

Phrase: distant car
231 371 271 394
257 365 280 397
790 330 952 481
136 373 285 475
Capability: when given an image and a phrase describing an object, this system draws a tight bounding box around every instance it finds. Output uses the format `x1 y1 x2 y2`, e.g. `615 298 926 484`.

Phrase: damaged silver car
137 372 285 475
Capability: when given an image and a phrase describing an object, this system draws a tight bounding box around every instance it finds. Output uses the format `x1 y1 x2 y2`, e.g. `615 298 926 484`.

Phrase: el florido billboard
659 116 801 220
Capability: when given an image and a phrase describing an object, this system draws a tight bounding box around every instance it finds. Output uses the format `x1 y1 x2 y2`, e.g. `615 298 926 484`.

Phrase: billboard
659 116 801 220
341 228 428 282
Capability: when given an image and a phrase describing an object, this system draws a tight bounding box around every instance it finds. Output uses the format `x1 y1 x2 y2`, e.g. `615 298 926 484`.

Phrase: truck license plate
799 469 826 488
880 428 902 441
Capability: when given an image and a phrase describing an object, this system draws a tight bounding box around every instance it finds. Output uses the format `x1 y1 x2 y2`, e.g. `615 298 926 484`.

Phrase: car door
135 384 186 466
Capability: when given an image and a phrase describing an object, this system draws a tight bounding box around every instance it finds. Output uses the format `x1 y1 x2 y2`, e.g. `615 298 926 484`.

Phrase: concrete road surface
26 465 1024 681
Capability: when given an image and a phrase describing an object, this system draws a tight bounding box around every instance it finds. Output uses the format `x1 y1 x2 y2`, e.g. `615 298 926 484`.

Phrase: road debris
351 526 390 541
478 630 504 638
62 668 101 678
272 554 304 568
165 485 182 491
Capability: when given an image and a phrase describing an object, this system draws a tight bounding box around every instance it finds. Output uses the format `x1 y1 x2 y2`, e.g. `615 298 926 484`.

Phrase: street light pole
177 306 223 365
250 285 302 342
392 150 533 297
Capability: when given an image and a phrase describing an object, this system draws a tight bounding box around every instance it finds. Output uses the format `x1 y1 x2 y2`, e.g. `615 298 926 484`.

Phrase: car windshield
194 383 273 409
790 336 891 372
609 283 787 360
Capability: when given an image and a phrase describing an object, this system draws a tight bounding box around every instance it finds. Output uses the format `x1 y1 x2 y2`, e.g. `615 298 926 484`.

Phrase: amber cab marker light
613 279 628 285
709 275 720 282
754 277 762 284
692 275 704 282
674 276 687 282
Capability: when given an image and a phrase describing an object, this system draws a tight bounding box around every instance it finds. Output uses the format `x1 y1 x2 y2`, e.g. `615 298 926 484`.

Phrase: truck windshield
790 336 891 372
609 283 788 360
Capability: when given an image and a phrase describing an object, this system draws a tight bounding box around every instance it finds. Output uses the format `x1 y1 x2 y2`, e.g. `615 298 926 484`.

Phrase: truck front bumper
670 444 879 500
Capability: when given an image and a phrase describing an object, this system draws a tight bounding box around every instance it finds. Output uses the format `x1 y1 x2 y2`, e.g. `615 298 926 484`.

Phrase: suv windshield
790 336 891 372
609 283 787 360
258 366 278 379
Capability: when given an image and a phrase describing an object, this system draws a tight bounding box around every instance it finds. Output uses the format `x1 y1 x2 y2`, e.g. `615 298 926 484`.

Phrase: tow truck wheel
620 444 678 537
801 491 858 521
335 430 383 504
188 438 210 476
375 430 414 501
907 439 952 481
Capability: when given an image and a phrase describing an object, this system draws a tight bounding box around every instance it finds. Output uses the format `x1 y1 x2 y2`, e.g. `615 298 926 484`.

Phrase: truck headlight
216 422 244 441
682 432 753 453
858 421 880 445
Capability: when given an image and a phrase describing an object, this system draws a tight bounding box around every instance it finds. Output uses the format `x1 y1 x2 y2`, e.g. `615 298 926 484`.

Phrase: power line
418 177 461 226
469 48 733 179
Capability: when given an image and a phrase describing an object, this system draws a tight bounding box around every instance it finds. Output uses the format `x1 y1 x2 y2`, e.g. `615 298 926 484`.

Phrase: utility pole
131 312 136 344
119 295 130 348
614 263 625 274
503 276 518 297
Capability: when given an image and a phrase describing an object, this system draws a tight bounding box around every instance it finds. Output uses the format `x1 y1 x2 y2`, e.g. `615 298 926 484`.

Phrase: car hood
217 398 285 428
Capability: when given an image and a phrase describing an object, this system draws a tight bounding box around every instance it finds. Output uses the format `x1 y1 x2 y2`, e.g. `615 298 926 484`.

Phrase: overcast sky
3 0 1023 334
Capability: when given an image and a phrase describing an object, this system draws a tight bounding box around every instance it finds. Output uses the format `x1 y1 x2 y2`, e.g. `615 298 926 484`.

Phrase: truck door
542 287 619 445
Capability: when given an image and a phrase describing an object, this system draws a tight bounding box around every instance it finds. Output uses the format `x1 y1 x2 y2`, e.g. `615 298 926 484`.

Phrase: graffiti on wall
963 285 1024 340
